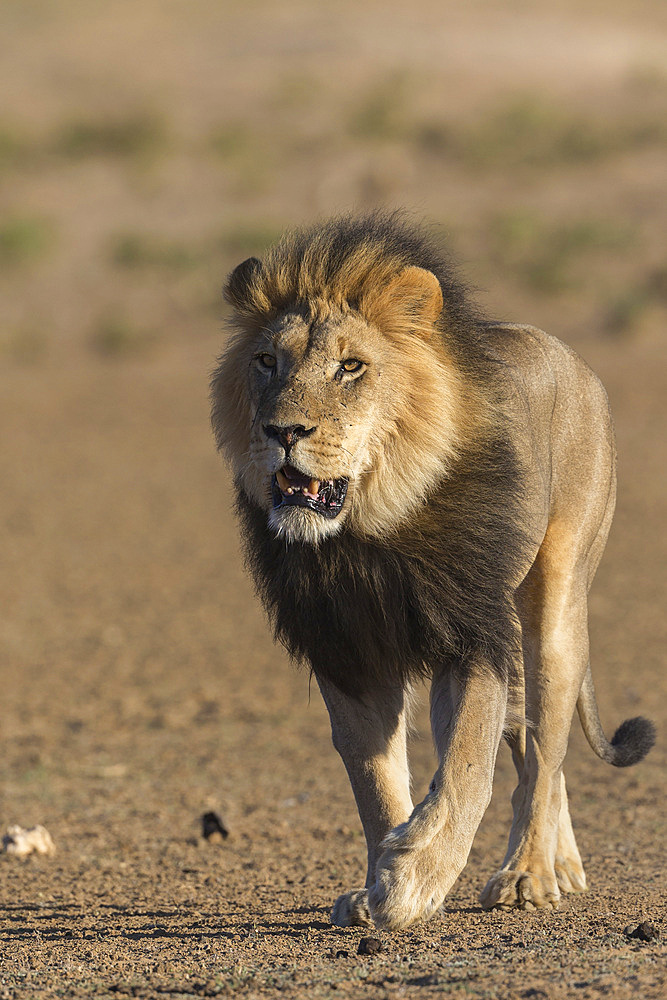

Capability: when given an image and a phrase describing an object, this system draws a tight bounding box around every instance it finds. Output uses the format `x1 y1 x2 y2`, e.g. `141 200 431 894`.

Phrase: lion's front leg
316 677 414 927
369 668 507 930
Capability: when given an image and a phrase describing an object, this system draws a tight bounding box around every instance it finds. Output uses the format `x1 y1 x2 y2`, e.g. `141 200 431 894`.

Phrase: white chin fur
268 505 345 545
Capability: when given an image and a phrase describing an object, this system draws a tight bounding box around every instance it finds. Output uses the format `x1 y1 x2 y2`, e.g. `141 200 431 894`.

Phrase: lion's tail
577 664 655 767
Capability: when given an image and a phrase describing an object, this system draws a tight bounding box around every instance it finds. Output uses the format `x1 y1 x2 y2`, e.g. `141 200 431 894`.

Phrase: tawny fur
211 212 655 931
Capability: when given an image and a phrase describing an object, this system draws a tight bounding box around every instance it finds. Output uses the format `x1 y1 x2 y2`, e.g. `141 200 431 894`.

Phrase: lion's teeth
277 468 323 500
276 468 290 492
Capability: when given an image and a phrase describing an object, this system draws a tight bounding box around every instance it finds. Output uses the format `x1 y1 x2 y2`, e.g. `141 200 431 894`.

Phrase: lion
210 212 655 930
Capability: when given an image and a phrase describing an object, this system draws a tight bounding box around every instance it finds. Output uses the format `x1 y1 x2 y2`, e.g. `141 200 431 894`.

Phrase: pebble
201 811 229 843
2 824 56 858
624 921 659 942
358 936 383 955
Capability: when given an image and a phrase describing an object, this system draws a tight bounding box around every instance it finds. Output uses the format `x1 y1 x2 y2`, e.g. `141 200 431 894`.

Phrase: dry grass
415 95 667 169
54 112 168 162
487 211 637 294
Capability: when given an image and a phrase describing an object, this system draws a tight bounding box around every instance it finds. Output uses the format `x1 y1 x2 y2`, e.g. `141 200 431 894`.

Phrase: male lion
211 213 654 930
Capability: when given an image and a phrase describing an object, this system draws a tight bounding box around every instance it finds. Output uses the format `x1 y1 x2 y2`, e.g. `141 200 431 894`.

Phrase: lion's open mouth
271 463 348 519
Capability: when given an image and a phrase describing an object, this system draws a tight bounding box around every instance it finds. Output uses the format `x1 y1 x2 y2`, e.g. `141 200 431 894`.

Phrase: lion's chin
267 504 347 545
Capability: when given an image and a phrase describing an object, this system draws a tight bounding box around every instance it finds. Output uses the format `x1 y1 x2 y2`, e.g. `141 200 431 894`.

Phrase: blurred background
0 0 665 992
2 0 666 361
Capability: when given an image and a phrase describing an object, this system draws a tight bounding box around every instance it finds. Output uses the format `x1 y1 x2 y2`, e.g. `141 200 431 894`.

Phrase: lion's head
211 214 484 544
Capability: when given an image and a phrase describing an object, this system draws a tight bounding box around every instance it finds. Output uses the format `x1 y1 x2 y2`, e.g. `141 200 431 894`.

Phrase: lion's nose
263 423 316 452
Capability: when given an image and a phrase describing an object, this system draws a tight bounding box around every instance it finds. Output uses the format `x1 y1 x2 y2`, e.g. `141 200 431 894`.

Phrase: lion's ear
223 256 263 311
368 266 443 339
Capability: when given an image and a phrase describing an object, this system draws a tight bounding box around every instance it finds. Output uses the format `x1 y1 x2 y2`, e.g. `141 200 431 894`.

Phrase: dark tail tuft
578 667 656 768
609 717 656 767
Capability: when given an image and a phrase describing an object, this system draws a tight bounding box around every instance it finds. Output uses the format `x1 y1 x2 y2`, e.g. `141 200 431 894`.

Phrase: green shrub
0 216 54 265
89 316 155 357
110 233 198 270
55 113 167 160
490 211 635 293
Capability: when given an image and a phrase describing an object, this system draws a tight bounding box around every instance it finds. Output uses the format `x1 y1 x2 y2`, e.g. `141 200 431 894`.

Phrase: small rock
201 811 229 843
2 824 55 858
624 921 659 942
333 949 349 959
358 936 383 955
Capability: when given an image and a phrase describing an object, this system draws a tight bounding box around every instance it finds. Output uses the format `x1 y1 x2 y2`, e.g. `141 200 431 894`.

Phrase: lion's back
483 322 615 551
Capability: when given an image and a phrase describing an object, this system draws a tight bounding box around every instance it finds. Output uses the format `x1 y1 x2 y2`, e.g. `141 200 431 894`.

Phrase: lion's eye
340 359 363 374
257 353 276 370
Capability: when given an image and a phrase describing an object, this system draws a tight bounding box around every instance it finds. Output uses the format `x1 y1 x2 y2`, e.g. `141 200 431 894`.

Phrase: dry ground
0 2 665 998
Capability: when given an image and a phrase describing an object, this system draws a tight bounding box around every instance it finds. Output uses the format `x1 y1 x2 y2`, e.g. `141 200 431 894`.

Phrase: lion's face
242 308 397 543
213 259 470 545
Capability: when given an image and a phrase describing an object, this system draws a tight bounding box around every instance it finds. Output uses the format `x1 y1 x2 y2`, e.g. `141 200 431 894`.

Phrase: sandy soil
0 2 665 997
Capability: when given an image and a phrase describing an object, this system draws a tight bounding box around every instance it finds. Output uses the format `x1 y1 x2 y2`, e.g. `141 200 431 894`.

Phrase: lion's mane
217 213 530 697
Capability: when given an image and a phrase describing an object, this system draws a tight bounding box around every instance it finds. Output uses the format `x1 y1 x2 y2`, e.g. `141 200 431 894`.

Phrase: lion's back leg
505 731 587 898
480 519 601 911
554 772 587 893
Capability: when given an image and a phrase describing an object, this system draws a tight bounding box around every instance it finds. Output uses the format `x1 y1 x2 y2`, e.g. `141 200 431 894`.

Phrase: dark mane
236 434 527 698
226 212 530 697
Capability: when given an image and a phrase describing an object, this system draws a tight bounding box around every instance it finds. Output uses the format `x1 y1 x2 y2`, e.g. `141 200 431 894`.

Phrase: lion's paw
367 838 447 931
480 869 560 911
330 889 372 927
555 853 586 894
